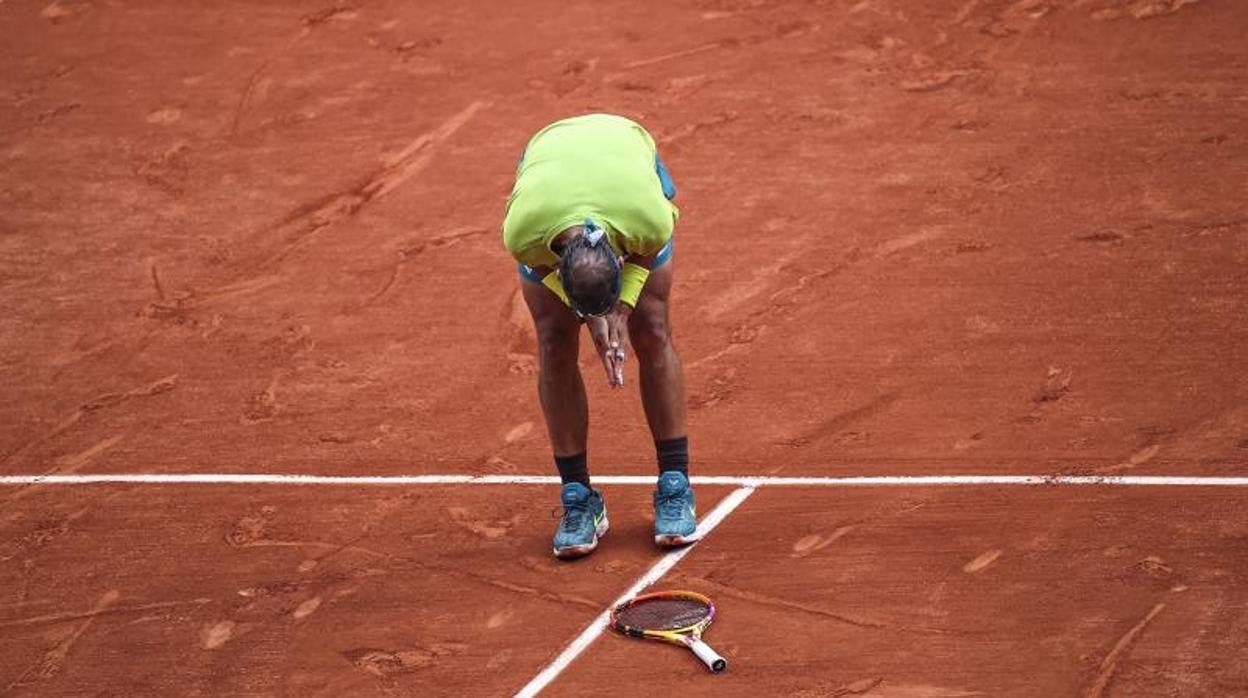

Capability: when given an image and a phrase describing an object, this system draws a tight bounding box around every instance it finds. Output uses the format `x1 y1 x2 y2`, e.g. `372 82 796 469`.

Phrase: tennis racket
609 590 728 673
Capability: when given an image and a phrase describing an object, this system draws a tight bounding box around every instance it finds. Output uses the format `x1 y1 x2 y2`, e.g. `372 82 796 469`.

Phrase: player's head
559 219 621 318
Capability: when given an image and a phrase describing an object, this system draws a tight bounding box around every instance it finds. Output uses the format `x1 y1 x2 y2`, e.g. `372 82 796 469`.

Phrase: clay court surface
3 0 1247 695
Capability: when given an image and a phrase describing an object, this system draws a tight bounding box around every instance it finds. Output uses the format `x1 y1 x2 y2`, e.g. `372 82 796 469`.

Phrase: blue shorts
517 153 676 283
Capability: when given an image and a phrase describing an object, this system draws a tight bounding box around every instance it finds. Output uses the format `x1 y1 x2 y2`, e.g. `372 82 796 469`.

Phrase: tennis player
502 113 697 559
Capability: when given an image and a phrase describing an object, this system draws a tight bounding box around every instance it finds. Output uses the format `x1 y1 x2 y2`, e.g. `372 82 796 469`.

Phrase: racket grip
688 638 727 673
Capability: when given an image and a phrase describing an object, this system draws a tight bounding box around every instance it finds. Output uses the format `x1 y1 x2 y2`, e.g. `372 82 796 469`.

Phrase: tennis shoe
653 470 697 547
553 482 608 559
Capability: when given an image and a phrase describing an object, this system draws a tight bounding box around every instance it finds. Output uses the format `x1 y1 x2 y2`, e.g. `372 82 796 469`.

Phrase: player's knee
630 317 672 361
536 323 578 367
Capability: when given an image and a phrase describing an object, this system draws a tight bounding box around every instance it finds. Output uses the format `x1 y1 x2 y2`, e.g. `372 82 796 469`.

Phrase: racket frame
609 590 728 673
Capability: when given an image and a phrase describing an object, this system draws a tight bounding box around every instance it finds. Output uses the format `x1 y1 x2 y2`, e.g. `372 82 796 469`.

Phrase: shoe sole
553 513 610 559
654 532 697 548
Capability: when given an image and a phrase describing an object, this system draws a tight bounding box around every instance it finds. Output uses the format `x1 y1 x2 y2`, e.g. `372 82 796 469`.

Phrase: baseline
2 473 1248 487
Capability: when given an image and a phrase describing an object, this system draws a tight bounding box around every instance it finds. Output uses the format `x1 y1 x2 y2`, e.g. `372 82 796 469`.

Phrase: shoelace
655 491 687 518
560 504 589 532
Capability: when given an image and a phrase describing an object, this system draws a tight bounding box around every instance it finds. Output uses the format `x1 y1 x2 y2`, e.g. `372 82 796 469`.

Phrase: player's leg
635 152 686 443
520 272 608 558
628 256 697 546
521 273 588 460
628 260 687 441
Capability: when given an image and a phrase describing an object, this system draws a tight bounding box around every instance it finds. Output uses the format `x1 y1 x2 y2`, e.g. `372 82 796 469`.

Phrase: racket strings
617 597 711 631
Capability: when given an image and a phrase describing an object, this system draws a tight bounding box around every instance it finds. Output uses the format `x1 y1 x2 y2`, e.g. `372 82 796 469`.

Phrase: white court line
513 485 757 698
3 473 1248 487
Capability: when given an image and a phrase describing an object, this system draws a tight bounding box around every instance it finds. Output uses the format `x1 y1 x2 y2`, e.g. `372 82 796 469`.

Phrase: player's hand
604 302 631 388
585 316 618 387
586 304 631 388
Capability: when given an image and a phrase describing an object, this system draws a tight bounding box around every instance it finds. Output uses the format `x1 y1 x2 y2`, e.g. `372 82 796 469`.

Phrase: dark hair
559 225 621 317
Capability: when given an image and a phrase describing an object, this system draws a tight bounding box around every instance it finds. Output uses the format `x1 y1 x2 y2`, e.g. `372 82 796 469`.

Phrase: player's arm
529 247 661 389
530 267 624 388
596 250 659 388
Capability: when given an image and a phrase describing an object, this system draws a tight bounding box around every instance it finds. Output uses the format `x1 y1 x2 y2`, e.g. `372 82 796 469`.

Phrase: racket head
609 590 716 643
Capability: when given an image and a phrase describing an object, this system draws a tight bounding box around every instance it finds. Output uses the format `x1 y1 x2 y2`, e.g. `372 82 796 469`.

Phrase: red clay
563 487 1248 696
3 0 1247 695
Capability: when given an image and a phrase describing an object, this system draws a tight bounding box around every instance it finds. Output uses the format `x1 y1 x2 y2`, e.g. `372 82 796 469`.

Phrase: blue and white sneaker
553 483 609 559
653 471 697 547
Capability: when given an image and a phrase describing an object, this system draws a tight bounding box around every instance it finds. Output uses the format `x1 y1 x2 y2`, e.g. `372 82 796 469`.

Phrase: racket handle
688 638 727 673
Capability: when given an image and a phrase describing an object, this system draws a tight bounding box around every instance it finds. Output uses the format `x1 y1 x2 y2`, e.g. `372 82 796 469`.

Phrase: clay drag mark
250 99 489 269
0 374 177 479
227 6 362 137
139 99 490 322
342 643 469 678
363 226 492 308
4 590 119 693
1084 602 1166 698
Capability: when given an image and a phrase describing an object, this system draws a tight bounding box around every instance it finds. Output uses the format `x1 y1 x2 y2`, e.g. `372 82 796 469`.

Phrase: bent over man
502 113 697 559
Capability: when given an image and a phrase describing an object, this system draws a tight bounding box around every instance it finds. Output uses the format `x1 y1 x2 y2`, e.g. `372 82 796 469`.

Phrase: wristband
620 262 651 308
541 272 571 306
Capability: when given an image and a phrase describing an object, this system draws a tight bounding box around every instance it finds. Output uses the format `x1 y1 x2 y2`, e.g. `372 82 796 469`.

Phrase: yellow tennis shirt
502 113 678 269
